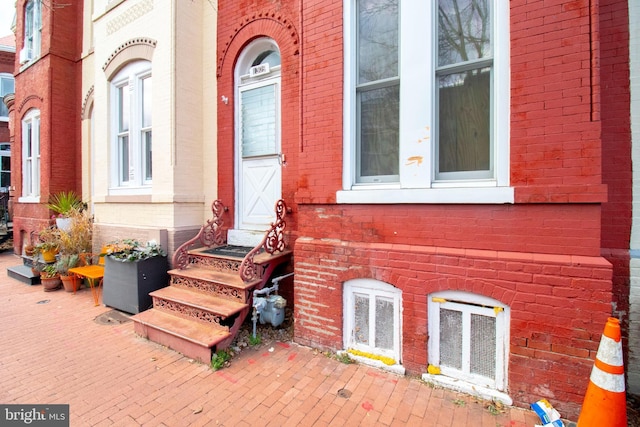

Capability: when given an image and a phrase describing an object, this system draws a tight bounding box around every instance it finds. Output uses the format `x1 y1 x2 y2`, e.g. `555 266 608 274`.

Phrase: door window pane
241 84 277 158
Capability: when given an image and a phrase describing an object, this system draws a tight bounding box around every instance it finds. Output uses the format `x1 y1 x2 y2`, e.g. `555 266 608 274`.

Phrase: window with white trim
110 61 152 193
428 291 509 391
344 279 402 364
23 0 42 63
0 74 15 121
21 109 40 200
340 0 511 204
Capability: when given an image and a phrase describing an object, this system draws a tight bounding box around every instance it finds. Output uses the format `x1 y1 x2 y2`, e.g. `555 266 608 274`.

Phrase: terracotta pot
41 275 62 292
60 275 79 292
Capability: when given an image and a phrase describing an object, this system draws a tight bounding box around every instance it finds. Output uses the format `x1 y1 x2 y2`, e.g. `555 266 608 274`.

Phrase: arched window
426 290 511 404
343 279 402 368
110 60 152 193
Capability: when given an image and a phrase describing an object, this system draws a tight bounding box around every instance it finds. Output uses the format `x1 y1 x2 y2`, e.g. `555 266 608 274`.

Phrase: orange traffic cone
577 317 627 426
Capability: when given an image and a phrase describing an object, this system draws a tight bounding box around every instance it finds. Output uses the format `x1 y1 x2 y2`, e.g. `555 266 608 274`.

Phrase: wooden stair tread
190 247 292 264
150 286 248 317
132 309 230 347
168 266 261 289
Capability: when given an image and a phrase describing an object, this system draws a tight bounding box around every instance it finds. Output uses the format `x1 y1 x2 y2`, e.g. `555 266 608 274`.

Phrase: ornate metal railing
172 199 227 269
239 199 288 282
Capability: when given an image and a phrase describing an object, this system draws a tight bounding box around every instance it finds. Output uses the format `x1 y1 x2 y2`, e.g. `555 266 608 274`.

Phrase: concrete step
7 264 41 285
132 309 231 363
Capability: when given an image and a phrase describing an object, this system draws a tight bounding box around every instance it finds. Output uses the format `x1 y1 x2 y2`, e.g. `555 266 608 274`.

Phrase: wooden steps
133 309 231 363
131 246 291 363
131 199 292 364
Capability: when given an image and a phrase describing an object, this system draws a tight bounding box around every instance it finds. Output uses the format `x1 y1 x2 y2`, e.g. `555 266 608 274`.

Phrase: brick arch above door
216 10 300 78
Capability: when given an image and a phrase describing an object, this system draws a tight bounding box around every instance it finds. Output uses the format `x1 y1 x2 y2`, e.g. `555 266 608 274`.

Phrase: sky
0 1 15 38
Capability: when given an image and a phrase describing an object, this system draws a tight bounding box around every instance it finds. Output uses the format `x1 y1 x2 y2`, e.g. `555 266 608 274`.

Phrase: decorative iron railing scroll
172 199 227 269
239 199 288 282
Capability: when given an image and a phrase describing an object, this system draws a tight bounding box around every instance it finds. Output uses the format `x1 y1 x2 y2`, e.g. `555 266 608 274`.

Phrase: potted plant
57 208 93 258
47 191 83 231
56 254 80 292
102 239 169 314
40 263 62 291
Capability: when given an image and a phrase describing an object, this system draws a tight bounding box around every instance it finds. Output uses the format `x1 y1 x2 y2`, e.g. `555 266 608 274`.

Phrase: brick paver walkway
0 252 541 426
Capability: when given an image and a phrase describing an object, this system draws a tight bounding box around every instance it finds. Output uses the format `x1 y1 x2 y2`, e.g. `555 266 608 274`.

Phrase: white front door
231 77 281 247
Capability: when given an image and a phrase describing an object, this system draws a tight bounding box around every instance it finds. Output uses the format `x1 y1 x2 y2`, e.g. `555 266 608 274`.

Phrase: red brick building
216 0 632 418
10 0 83 251
0 34 15 193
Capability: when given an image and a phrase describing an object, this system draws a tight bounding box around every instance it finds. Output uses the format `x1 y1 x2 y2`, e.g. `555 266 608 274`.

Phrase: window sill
336 186 514 204
338 351 406 376
18 196 40 203
422 373 512 405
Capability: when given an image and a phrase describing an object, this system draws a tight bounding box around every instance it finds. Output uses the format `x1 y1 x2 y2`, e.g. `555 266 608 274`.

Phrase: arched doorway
228 38 282 247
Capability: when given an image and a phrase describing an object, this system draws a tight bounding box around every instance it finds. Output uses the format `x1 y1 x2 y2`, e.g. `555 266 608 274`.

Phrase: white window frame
23 0 42 63
427 290 510 399
109 61 152 194
339 1 512 204
20 109 40 202
343 279 402 365
0 74 15 121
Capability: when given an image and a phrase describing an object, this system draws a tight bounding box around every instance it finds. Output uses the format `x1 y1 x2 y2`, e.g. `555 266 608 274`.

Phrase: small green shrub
210 349 231 371
249 334 262 346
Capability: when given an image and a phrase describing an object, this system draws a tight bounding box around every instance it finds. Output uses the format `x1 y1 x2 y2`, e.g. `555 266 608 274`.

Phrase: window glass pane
1 172 9 188
0 102 7 118
119 135 129 183
358 85 399 180
375 296 394 350
354 294 370 345
470 313 496 378
241 85 277 157
118 85 129 132
440 308 462 369
1 78 14 96
357 0 398 84
438 0 491 67
252 50 281 68
142 76 152 128
144 131 152 180
438 68 490 173
26 123 32 157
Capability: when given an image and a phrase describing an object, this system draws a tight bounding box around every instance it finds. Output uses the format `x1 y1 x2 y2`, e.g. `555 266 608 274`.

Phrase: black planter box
103 256 169 314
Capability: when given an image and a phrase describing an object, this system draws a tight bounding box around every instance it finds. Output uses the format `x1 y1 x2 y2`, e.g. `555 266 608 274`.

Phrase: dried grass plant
57 207 93 255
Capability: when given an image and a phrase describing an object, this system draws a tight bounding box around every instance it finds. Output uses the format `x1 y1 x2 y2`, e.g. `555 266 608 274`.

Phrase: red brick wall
11 0 82 252
598 0 632 354
218 0 619 418
294 237 612 418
